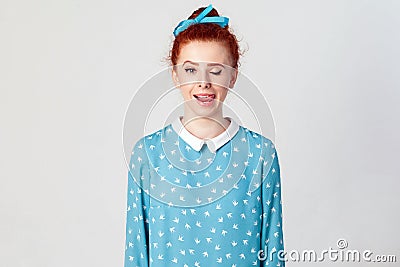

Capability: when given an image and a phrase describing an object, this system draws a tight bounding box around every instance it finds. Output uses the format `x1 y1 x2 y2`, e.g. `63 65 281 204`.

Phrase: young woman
124 4 285 267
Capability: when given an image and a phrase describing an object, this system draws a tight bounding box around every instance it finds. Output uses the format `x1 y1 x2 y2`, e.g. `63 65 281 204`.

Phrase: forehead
177 41 232 66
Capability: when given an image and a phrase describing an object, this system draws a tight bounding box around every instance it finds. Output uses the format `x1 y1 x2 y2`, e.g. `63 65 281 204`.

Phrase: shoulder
239 126 281 181
131 124 171 155
239 125 276 153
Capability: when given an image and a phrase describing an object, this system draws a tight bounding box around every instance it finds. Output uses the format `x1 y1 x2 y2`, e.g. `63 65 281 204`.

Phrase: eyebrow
183 60 226 68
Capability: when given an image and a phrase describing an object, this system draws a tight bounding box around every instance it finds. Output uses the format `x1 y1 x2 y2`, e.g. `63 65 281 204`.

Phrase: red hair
167 6 243 69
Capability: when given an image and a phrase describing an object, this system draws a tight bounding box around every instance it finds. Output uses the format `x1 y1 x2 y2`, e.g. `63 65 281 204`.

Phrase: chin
185 100 222 117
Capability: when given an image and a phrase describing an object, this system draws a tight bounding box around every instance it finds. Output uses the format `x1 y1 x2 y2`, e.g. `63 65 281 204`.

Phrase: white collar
171 116 240 153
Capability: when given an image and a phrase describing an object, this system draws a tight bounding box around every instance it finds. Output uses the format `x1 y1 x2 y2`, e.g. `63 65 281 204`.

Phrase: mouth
193 94 216 101
193 94 216 107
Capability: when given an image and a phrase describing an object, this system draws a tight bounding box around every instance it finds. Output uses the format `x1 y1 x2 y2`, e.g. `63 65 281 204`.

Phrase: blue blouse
124 116 285 267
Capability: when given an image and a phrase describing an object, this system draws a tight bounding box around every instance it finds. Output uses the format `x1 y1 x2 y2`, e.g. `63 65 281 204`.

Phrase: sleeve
260 143 286 266
124 140 150 267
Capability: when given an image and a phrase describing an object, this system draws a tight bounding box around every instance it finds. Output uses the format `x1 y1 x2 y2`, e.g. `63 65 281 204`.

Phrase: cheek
216 88 229 100
179 85 194 99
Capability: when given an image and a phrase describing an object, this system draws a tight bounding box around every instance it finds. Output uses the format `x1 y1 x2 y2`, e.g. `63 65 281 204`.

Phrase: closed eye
210 70 222 75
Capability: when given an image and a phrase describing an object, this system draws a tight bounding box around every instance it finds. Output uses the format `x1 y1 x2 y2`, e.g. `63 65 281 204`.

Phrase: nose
198 71 211 88
198 81 211 88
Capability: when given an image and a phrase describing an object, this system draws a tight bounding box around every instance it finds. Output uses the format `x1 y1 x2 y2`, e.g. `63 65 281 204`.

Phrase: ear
171 67 180 88
229 68 238 88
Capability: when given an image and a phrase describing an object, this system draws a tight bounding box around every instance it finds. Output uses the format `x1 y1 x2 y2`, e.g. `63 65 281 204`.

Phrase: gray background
1 0 399 266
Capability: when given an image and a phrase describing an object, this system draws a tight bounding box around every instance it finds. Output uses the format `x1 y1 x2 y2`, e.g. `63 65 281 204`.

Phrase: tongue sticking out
194 94 215 102
197 97 213 102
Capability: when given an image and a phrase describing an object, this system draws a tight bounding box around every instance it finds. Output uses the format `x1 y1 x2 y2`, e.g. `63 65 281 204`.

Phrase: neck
181 111 230 139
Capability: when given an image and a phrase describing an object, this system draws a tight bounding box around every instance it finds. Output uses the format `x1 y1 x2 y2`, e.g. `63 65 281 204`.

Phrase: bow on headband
173 4 229 37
